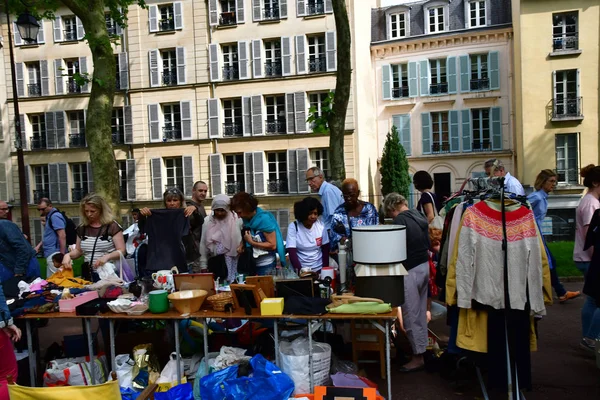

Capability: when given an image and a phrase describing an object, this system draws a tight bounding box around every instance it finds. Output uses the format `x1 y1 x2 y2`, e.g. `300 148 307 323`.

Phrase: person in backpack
37 198 67 277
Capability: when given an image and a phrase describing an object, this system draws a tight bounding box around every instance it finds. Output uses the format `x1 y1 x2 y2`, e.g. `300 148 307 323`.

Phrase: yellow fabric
46 269 92 288
536 226 553 306
7 379 120 399
457 308 488 353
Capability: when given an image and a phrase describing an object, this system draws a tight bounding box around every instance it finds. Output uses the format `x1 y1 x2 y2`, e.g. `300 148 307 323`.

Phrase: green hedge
37 256 84 278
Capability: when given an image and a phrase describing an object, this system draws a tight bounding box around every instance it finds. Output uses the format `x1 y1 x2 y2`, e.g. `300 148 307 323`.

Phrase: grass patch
37 256 84 278
547 241 581 277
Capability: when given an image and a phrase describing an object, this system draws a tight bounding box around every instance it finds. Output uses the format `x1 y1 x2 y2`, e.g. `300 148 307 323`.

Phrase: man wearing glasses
484 158 525 195
305 167 343 241
0 201 10 220
37 198 66 276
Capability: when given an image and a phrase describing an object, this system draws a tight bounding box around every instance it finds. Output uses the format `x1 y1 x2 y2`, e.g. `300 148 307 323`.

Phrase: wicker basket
206 292 234 312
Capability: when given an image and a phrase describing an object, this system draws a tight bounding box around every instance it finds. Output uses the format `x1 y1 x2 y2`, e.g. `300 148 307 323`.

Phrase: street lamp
5 4 41 239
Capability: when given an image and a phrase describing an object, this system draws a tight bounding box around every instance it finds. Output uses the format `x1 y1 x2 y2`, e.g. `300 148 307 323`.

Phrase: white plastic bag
279 337 331 395
156 352 185 384
115 354 135 389
96 262 119 280
43 355 108 387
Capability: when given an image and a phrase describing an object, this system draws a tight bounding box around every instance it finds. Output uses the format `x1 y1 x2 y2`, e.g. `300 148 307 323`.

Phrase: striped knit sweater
453 201 545 314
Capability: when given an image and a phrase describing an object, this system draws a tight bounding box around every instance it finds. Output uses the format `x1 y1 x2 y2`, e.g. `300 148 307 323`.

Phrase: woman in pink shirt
574 165 600 275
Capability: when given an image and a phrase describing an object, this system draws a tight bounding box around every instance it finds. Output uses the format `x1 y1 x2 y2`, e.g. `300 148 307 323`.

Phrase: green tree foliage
380 125 410 198
306 91 334 134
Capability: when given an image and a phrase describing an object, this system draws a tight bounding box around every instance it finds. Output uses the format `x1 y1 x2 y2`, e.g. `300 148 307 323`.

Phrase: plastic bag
199 354 294 400
193 352 219 399
115 354 135 389
43 355 108 387
119 387 138 400
154 383 194 400
330 372 380 394
157 353 185 384
279 337 331 394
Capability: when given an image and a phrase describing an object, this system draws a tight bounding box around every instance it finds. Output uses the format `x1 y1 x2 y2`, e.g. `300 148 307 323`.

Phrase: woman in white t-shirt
286 197 330 273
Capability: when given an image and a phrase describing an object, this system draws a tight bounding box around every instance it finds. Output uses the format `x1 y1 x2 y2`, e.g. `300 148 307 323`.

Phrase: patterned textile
329 202 379 249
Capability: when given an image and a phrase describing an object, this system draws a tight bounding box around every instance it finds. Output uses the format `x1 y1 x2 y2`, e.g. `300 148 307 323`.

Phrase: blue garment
329 201 379 249
318 181 344 230
243 207 286 267
0 258 40 283
43 208 66 257
0 219 36 275
582 296 600 340
0 284 12 328
527 189 548 229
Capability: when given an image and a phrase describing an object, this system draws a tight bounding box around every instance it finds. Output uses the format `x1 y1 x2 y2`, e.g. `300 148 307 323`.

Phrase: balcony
222 64 239 81
163 126 182 141
164 183 184 193
28 83 42 97
219 11 237 26
67 79 82 94
30 136 47 150
159 18 175 31
265 60 282 77
552 97 583 121
72 187 89 203
472 140 491 152
162 70 178 86
33 190 50 204
69 133 86 148
112 128 125 145
267 179 289 194
225 181 245 195
265 119 286 135
306 1 325 15
557 168 579 185
552 33 578 52
429 82 448 95
263 5 280 20
119 186 127 201
106 23 118 36
64 29 77 42
392 87 409 99
470 78 490 91
308 56 326 73
431 142 450 154
223 122 243 137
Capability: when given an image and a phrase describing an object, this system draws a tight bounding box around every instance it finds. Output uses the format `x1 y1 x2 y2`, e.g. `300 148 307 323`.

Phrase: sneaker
559 291 581 303
580 338 595 353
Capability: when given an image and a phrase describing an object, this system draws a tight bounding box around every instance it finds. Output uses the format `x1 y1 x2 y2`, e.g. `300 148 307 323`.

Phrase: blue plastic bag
154 382 194 400
200 354 294 400
120 387 138 400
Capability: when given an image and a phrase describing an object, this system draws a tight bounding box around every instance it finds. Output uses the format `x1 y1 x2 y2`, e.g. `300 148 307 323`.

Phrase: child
51 253 65 272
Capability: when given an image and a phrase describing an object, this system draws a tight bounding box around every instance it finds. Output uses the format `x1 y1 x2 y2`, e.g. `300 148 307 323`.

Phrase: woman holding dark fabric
231 192 287 276
383 192 430 372
286 197 330 273
0 284 20 400
413 170 441 224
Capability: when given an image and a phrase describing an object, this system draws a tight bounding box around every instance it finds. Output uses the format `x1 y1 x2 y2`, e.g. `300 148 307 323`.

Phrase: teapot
151 267 179 290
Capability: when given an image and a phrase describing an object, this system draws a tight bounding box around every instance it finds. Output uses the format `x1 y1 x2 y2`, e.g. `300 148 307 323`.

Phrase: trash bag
154 383 194 400
193 352 219 399
199 354 294 400
119 386 138 400
115 354 135 389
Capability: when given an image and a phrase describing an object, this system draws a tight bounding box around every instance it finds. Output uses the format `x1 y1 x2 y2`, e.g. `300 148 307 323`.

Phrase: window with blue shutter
419 60 429 96
408 62 418 98
459 55 470 93
449 110 459 152
421 112 431 155
461 109 471 152
489 51 500 90
447 56 457 94
392 114 411 155
491 107 502 150
382 64 391 100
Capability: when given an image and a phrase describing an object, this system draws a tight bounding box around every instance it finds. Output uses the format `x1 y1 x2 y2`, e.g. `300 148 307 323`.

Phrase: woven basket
206 292 234 311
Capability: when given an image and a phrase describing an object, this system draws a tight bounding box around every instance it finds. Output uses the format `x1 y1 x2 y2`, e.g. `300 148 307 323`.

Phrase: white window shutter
287 149 299 193
76 17 85 40
285 93 295 133
280 0 288 18
79 57 90 92
238 41 249 80
124 105 133 144
295 35 306 74
40 60 50 96
36 19 45 44
252 152 265 195
53 18 62 42
297 0 306 17
149 49 160 87
118 52 129 90
58 163 69 203
251 95 263 135
16 63 25 97
87 161 94 193
18 114 26 149
54 59 64 95
294 92 307 133
126 159 136 201
183 156 194 197
174 2 184 29
207 98 220 138
45 112 57 149
13 23 23 46
209 44 220 82
0 162 8 202
242 96 252 137
297 148 309 192
180 100 193 139
209 153 222 196
281 37 292 76
325 31 336 72
244 152 254 194
176 47 186 84
150 158 163 200
48 163 59 202
252 40 263 78
325 0 333 13
56 111 66 149
208 0 218 26
253 0 262 22
236 0 245 23
149 5 159 32
148 104 160 142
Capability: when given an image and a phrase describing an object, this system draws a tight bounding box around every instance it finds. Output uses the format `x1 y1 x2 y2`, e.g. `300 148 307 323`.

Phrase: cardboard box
260 298 284 316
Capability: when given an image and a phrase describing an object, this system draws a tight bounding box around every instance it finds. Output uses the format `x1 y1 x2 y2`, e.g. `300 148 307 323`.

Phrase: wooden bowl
168 289 208 314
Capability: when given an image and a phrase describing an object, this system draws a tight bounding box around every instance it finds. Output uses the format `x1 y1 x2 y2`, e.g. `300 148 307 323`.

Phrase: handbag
426 192 444 230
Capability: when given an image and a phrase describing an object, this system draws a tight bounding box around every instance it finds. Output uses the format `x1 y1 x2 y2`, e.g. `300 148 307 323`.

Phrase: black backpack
47 209 78 246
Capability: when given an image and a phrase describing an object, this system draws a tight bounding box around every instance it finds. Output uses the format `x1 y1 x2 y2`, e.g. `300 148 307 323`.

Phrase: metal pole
109 319 116 372
4 2 31 239
273 320 279 367
26 319 35 387
385 320 392 400
174 320 181 385
203 318 209 376
308 319 314 392
85 319 96 385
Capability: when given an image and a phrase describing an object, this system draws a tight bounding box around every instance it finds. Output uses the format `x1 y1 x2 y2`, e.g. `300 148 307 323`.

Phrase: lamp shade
352 225 407 265
16 12 40 43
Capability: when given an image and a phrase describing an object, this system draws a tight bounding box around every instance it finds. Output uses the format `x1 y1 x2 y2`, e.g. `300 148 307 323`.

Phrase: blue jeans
575 262 590 277
255 261 277 276
582 296 600 340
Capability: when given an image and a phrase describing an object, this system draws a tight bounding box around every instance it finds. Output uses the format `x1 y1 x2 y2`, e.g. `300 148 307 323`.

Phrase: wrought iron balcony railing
472 140 491 152
222 65 239 81
219 12 237 26
308 56 326 73
552 97 583 120
67 79 82 94
267 179 289 194
431 142 450 154
265 119 286 134
69 133 87 148
225 181 245 195
30 136 47 150
162 70 178 86
552 32 578 51
223 122 243 137
470 78 490 91
429 82 448 95
28 83 42 97
263 5 280 20
392 86 409 99
163 126 182 141
265 60 282 77
72 187 89 203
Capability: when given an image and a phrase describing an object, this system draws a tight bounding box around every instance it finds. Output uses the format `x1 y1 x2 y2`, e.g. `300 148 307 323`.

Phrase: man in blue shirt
37 198 66 277
0 219 38 279
305 167 343 238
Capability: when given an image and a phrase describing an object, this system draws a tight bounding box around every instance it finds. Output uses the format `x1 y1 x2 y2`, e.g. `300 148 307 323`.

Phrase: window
223 99 243 137
264 40 282 77
430 112 449 153
553 12 578 51
470 54 489 91
553 69 580 118
222 44 239 80
309 92 329 129
33 165 50 202
267 152 288 194
161 49 177 86
471 109 490 151
118 161 127 201
69 111 86 148
468 1 486 28
263 0 281 20
307 0 325 15
555 134 578 184
163 104 182 141
265 95 286 134
65 59 81 93
159 4 176 31
27 62 41 97
225 154 245 194
112 108 125 144
164 157 184 192
388 13 407 39
219 0 237 25
308 35 326 73
71 163 89 202
391 63 409 98
311 149 330 180
63 16 77 41
429 59 447 94
30 114 46 150
427 6 445 33
105 14 119 35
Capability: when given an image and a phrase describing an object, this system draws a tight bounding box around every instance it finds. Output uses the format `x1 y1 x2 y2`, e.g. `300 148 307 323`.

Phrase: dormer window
466 0 488 28
388 13 407 39
424 1 448 34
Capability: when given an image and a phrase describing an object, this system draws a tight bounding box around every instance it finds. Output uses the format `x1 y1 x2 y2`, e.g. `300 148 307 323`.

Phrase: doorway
434 172 452 202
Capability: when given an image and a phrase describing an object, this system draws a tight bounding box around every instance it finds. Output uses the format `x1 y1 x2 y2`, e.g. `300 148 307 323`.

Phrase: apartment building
370 0 514 203
1 0 365 242
512 0 600 215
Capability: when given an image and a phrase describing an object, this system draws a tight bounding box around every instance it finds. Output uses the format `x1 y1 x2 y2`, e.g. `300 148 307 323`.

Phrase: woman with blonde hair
62 194 126 282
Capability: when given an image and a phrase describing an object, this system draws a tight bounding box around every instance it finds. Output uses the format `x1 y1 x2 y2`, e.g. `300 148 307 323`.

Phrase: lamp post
5 4 40 239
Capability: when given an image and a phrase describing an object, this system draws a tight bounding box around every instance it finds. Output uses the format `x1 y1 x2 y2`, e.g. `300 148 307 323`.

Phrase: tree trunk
328 0 351 183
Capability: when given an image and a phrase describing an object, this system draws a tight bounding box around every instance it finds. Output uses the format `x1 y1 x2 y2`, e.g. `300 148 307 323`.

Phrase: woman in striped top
62 194 126 282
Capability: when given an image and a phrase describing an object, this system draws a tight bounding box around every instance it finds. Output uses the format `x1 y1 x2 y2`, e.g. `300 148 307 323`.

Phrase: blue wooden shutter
408 62 418 98
459 55 470 93
489 51 500 90
419 60 429 96
421 113 432 155
461 109 471 152
382 64 391 100
449 110 459 152
447 56 457 94
491 107 502 150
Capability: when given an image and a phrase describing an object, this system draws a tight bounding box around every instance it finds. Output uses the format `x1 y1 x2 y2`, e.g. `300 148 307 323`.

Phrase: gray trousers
401 261 429 355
